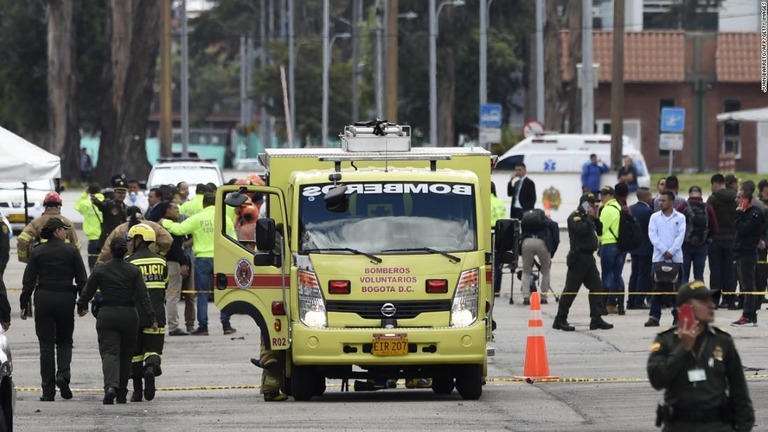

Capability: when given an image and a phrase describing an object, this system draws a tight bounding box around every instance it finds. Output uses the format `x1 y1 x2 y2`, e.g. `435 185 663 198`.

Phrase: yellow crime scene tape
15 374 768 394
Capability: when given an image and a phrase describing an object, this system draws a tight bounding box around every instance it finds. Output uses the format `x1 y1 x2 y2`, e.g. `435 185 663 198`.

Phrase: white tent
0 126 61 181
716 106 768 174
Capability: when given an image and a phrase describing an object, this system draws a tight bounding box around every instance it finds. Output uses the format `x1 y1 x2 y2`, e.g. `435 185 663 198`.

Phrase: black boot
103 387 117 405
116 387 128 404
130 363 143 402
144 365 156 401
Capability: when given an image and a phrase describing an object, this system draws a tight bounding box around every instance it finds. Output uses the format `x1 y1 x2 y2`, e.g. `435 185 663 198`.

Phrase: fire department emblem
234 259 253 288
542 186 562 210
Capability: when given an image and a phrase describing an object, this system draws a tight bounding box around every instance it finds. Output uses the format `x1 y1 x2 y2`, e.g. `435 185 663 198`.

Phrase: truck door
214 185 290 351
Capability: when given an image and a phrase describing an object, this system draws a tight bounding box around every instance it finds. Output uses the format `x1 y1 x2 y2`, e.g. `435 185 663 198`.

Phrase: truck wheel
431 375 454 395
455 364 483 400
290 364 314 401
312 373 326 396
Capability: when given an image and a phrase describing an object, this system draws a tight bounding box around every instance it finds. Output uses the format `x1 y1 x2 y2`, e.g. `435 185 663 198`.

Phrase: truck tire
455 364 483 400
312 373 326 396
431 375 454 395
290 364 314 401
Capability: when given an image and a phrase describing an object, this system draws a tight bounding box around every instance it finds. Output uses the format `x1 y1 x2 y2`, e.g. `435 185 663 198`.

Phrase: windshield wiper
380 247 461 264
301 248 382 264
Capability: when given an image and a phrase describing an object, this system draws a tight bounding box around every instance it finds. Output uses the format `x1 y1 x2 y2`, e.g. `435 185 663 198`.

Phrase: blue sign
544 159 557 172
480 104 503 128
660 107 685 133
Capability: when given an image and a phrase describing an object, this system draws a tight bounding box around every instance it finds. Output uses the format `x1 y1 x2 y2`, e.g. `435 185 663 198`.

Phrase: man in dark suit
507 162 536 220
627 187 653 309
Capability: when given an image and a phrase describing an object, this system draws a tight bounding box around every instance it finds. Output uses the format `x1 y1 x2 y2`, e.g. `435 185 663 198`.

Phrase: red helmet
43 192 62 207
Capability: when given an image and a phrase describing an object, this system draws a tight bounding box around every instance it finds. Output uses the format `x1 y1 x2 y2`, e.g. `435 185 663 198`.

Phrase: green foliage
0 0 47 134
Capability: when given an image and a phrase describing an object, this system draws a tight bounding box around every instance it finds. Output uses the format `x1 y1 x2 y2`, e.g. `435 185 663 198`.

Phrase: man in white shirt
645 191 686 327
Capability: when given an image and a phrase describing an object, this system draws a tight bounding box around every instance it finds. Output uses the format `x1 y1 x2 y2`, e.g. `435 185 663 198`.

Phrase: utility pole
180 0 189 158
375 1 384 119
321 0 330 146
385 0 399 122
260 0 268 150
159 0 172 157
351 0 361 122
580 0 594 134
429 0 437 146
610 0 625 170
479 0 487 107
535 0 544 123
288 0 295 147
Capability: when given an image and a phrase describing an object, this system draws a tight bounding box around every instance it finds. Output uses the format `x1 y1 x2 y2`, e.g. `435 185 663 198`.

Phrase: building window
595 119 642 153
723 99 741 158
658 98 675 157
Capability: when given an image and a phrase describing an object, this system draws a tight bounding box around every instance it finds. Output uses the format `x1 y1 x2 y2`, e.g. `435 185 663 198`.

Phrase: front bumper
291 323 487 366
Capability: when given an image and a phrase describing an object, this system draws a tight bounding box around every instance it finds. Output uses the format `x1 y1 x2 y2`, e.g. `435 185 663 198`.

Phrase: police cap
677 281 717 306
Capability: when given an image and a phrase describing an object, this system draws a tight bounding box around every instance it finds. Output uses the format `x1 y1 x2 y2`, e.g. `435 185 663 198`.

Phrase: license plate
372 336 408 356
8 214 25 223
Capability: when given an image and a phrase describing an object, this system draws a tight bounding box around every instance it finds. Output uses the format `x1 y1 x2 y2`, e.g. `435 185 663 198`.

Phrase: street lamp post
430 0 465 147
322 31 351 147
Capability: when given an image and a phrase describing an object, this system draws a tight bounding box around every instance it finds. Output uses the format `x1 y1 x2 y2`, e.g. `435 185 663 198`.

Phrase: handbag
653 261 680 284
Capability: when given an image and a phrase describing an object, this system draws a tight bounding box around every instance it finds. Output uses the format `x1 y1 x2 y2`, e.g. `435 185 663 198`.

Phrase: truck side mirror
255 218 276 252
324 185 348 213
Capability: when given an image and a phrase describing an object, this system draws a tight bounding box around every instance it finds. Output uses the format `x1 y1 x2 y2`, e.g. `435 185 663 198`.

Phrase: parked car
147 159 224 200
0 179 57 233
0 327 15 432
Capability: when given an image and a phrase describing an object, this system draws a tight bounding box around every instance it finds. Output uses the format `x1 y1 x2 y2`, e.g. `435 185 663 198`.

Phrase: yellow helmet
127 223 156 242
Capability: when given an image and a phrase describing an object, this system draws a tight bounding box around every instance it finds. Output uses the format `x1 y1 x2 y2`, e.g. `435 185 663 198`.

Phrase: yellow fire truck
214 122 497 400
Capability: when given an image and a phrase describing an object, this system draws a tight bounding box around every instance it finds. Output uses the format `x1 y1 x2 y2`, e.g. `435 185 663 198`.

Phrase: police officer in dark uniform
91 178 129 249
20 217 88 401
77 236 157 404
552 193 613 331
648 281 754 431
0 218 11 331
125 223 168 402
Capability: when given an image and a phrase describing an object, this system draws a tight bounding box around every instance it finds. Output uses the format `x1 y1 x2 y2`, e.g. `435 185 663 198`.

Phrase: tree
94 0 160 182
47 0 80 183
0 1 48 139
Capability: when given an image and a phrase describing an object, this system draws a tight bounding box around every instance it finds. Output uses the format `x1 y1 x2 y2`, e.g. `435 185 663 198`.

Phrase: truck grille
325 300 451 319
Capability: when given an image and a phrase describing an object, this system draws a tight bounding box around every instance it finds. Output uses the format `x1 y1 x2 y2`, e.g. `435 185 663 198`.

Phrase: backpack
683 200 709 247
520 208 546 233
609 204 642 252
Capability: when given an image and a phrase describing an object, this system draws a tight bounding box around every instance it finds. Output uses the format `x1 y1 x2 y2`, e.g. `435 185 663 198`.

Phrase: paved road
5 226 768 431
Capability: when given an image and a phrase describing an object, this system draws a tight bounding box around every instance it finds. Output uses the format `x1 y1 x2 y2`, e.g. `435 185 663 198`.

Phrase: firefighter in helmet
17 192 80 263
125 223 168 402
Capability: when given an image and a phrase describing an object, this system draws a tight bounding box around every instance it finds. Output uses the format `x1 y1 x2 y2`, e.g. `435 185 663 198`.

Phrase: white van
492 134 650 225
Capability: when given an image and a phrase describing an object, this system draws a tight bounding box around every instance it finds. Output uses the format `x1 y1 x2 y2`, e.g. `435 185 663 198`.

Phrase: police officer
125 223 168 402
0 218 10 331
91 178 129 250
552 193 613 331
17 192 80 263
77 236 157 404
647 281 754 431
20 217 88 401
74 182 104 269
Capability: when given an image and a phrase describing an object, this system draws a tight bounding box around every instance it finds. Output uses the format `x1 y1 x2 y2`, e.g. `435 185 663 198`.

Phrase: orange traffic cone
514 291 557 382
543 197 551 218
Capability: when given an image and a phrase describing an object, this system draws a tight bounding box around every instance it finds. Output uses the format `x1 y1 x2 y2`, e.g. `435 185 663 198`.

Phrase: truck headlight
298 270 327 328
450 269 479 328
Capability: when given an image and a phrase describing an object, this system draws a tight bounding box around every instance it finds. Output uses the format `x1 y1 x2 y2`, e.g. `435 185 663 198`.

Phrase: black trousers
556 252 604 321
132 327 165 375
96 306 139 392
34 290 76 395
736 253 758 321
87 240 101 270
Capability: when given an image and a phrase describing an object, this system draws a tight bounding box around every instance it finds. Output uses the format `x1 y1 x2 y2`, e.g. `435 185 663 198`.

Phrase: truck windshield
298 182 477 254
